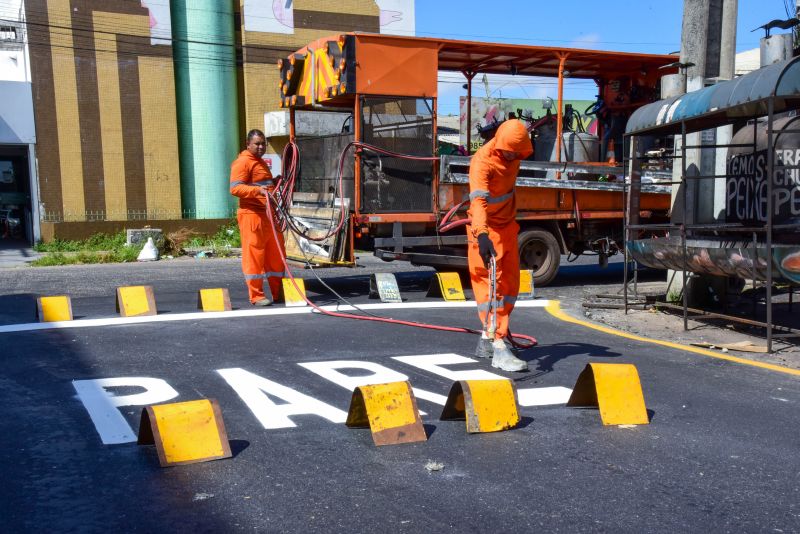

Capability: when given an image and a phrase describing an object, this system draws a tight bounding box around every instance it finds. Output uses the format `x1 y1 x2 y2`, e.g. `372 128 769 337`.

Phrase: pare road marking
73 353 570 445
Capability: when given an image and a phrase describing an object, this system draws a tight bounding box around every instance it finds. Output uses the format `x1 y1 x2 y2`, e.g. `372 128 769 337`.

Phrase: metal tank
171 0 239 219
660 73 686 99
632 116 800 284
558 132 600 163
726 116 800 228
534 121 600 178
761 34 793 67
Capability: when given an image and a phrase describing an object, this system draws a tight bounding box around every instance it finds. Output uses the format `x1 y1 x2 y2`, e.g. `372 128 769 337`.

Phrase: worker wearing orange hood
467 119 533 372
230 129 286 306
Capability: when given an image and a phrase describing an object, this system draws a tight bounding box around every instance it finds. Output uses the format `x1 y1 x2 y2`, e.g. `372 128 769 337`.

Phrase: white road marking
298 360 447 415
71 354 572 443
517 386 573 406
393 353 505 381
0 299 551 334
393 354 573 407
73 377 178 444
217 367 348 429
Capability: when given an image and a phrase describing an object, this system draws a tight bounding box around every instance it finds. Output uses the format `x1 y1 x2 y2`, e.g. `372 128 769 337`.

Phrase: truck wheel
518 229 560 286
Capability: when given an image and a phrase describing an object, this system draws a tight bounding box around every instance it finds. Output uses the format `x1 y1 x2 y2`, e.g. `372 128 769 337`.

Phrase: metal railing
623 102 800 353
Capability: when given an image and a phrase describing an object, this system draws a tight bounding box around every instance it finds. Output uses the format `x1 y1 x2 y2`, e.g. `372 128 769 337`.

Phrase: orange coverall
467 120 533 340
230 150 286 304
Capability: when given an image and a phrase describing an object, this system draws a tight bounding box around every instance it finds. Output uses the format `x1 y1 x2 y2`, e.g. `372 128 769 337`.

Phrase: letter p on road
73 377 179 444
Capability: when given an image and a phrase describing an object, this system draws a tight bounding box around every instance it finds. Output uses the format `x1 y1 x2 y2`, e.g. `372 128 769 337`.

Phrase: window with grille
360 97 434 213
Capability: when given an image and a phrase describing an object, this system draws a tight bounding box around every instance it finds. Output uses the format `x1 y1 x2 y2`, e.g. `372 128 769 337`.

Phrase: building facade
26 0 181 227
0 0 37 243
18 0 414 241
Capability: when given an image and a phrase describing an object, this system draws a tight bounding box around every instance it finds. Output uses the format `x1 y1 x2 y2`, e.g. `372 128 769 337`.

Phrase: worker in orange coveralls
468 119 533 372
230 129 285 306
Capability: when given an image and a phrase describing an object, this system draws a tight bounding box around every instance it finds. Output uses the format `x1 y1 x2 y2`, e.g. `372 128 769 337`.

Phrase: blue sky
415 0 794 114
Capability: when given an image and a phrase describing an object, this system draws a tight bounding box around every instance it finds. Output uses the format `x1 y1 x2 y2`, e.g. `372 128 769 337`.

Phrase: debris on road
690 341 768 353
424 460 445 473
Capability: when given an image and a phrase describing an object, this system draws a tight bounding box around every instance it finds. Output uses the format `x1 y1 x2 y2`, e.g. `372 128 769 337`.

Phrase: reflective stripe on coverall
230 150 286 303
467 120 533 339
237 211 285 303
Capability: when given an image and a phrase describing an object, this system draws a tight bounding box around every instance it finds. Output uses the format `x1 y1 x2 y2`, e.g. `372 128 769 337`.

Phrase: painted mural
139 0 171 45
629 116 800 285
243 0 414 36
627 238 800 285
726 116 800 227
458 96 595 153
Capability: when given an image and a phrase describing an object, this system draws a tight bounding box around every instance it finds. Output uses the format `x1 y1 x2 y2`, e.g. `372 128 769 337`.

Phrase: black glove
477 233 496 267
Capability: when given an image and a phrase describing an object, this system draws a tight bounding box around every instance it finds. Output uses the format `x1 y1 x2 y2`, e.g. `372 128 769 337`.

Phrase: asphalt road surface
1 258 798 532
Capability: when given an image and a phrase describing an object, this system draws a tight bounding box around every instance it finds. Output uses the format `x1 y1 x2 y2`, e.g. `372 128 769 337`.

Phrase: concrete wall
40 218 233 242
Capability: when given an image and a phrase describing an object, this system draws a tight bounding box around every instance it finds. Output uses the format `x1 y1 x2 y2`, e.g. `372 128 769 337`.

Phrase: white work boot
475 335 493 359
491 339 528 372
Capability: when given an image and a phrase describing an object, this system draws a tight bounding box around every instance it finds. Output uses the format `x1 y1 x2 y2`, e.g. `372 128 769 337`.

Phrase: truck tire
518 229 560 286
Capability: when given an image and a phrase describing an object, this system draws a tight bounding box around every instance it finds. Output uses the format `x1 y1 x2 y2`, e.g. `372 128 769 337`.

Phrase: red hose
264 196 538 349
437 199 470 233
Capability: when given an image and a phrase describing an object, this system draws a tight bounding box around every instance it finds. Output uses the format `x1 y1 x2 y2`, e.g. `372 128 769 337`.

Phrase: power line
2 2 685 50
3 16 293 55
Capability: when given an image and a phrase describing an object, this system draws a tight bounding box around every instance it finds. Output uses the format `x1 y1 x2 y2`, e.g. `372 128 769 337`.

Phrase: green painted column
171 0 239 219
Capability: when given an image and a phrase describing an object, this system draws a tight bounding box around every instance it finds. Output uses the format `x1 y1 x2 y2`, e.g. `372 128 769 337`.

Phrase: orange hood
493 120 533 159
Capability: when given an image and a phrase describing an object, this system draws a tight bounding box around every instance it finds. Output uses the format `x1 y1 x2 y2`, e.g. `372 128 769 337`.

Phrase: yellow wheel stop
440 379 521 433
137 399 232 467
197 288 231 312
37 296 73 322
426 272 466 301
116 285 157 317
282 278 308 307
567 363 649 425
346 381 427 446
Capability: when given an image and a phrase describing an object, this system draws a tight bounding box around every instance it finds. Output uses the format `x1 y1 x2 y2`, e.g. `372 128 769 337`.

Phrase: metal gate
294 132 355 203
360 97 434 213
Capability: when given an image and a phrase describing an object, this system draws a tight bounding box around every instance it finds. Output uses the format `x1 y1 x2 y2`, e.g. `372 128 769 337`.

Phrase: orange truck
276 33 676 285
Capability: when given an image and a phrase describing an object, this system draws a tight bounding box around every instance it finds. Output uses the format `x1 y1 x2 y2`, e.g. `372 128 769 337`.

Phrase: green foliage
108 245 142 263
30 221 240 266
30 252 71 267
186 219 240 249
34 231 128 253
31 246 145 266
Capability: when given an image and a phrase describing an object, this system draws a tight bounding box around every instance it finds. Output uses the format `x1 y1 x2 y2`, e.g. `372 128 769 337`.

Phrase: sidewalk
0 239 42 268
572 279 800 368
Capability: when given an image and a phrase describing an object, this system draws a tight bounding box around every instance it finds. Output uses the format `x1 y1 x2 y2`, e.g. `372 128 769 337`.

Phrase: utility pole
668 0 737 301
714 0 737 220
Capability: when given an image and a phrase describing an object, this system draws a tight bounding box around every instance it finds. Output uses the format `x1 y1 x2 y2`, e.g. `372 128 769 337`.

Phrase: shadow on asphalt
517 416 534 429
3 326 237 531
303 270 435 301
546 261 664 288
514 342 622 382
0 293 37 324
230 439 251 458
301 261 666 302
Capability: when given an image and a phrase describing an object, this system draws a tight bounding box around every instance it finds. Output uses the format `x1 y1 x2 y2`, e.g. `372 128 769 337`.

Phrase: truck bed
439 155 671 214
